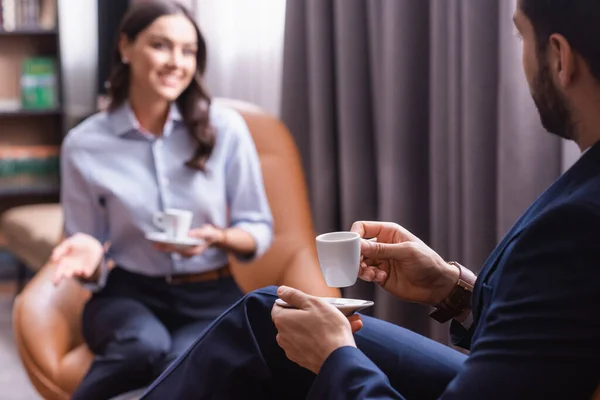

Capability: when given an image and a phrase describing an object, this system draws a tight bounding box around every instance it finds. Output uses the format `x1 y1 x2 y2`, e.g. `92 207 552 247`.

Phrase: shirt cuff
77 258 109 292
230 221 273 262
450 318 474 350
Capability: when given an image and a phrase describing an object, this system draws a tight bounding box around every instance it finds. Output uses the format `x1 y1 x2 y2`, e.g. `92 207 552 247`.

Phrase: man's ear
549 33 575 88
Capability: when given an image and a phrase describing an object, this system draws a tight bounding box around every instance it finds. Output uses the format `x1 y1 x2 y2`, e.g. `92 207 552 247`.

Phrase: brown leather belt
165 264 231 285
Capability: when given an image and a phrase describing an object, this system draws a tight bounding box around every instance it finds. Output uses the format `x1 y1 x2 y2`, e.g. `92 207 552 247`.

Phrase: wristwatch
429 261 474 324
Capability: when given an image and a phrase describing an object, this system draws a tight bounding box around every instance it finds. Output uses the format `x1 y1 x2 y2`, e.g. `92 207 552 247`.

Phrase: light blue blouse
60 101 273 289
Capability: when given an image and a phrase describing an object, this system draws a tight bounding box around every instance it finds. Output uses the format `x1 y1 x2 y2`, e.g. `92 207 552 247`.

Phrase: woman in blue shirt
48 1 273 399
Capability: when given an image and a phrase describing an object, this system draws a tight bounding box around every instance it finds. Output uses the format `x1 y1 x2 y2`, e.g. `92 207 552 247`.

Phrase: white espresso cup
153 208 193 240
316 231 361 287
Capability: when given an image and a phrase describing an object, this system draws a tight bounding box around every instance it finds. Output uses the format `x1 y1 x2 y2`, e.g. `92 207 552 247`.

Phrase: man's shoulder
532 197 600 237
567 171 600 210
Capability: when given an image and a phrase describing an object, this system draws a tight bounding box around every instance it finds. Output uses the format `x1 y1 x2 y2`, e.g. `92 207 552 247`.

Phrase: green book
20 57 58 110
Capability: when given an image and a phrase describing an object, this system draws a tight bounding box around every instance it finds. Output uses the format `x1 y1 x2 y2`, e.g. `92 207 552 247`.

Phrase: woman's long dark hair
107 0 214 171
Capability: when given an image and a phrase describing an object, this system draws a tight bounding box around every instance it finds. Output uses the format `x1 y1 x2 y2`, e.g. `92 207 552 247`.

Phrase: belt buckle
165 274 173 284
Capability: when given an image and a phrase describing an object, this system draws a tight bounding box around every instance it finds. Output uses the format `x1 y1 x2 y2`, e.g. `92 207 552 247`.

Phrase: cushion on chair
0 204 63 271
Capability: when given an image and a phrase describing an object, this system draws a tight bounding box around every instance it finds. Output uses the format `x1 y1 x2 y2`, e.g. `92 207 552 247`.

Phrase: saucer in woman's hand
145 232 205 249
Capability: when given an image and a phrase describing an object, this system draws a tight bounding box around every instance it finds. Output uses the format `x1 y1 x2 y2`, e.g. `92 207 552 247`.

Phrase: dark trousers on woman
71 267 244 400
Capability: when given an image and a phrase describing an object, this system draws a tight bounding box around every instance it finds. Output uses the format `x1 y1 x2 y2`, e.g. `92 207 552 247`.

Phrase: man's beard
531 58 575 140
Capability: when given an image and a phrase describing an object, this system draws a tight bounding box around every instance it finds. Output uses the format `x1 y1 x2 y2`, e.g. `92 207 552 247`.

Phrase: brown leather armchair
12 98 339 400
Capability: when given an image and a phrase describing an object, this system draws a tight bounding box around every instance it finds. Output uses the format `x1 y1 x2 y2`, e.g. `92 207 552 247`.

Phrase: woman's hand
51 233 105 285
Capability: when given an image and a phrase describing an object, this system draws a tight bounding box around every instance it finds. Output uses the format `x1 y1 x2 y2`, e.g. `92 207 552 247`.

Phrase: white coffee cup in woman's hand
153 208 193 240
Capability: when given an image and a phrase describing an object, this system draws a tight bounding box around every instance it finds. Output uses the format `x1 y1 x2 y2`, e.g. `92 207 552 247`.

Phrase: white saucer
275 297 374 316
145 232 205 249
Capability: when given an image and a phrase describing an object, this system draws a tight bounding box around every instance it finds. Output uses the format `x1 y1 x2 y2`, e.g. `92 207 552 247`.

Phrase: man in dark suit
140 0 600 398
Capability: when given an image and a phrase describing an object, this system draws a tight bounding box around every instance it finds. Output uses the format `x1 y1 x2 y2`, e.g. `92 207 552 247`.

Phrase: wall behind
195 0 286 117
562 140 581 172
58 0 98 123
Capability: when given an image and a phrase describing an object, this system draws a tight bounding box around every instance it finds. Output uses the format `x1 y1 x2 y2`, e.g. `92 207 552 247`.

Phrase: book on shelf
0 145 59 194
0 57 60 113
20 56 58 110
0 0 57 31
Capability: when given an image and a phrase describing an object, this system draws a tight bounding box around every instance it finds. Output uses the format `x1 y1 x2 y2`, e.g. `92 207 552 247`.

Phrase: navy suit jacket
310 143 600 399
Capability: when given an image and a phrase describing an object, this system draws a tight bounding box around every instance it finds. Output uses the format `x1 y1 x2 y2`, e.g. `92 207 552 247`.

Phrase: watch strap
429 261 474 323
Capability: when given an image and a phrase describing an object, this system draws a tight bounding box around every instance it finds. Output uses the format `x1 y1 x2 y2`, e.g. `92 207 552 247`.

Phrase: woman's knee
113 328 172 368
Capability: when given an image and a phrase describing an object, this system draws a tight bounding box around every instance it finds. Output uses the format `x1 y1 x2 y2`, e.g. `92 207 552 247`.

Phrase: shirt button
156 139 163 148
173 253 181 261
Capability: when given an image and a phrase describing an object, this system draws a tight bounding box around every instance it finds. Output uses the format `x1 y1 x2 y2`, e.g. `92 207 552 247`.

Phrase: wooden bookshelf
0 27 56 35
0 0 62 209
0 184 57 196
0 107 61 117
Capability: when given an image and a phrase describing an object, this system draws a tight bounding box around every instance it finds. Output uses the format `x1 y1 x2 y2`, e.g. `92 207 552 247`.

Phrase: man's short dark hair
521 0 600 82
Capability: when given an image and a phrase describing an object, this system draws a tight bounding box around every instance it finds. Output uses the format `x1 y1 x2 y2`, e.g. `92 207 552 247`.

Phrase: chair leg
16 260 29 294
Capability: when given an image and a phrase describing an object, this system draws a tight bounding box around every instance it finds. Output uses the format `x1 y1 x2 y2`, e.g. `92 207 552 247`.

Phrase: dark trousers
140 286 467 400
72 267 244 400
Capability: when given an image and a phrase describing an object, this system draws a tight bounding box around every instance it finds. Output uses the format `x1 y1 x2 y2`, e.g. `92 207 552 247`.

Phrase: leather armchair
12 98 339 399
